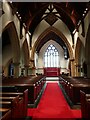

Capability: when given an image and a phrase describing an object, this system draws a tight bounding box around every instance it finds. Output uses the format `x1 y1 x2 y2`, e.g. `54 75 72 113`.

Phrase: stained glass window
44 44 59 67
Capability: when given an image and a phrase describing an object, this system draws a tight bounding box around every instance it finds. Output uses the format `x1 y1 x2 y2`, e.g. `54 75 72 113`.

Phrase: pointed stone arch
75 37 83 65
85 24 90 77
2 22 20 77
2 21 20 63
22 39 30 66
21 39 30 76
31 26 73 60
31 26 75 76
85 24 90 62
75 37 84 76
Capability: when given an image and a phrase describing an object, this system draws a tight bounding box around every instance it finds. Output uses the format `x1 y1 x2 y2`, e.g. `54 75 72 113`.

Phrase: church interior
1 1 90 120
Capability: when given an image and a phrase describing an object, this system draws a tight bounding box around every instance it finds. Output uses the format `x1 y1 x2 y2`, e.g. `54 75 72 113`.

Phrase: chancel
1 1 90 120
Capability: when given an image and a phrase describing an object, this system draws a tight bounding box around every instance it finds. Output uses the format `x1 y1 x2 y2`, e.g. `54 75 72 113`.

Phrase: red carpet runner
27 82 81 119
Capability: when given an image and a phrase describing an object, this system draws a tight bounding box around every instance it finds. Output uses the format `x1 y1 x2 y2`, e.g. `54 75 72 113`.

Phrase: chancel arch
32 27 73 59
31 27 75 76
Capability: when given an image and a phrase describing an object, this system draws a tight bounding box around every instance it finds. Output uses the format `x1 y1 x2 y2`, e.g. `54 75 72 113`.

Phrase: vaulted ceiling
11 2 90 34
9 2 90 56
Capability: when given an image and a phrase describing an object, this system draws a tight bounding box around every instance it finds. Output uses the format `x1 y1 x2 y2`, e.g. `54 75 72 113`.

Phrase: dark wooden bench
86 99 90 119
0 92 23 97
15 80 45 104
59 76 81 97
0 96 22 101
1 101 11 108
0 92 23 119
0 89 28 120
59 76 90 104
0 108 10 116
0 95 20 120
1 109 11 120
69 83 90 104
80 90 90 119
2 75 46 105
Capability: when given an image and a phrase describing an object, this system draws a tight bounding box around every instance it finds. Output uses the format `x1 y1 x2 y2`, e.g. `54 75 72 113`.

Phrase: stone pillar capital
30 59 34 62
24 65 30 68
70 58 75 61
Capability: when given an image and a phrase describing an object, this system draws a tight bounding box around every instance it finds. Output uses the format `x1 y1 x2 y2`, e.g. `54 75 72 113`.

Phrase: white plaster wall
53 19 73 46
73 31 79 58
78 27 86 47
21 27 26 47
84 11 90 39
26 34 30 47
2 1 20 40
2 1 27 46
26 33 30 58
74 32 79 48
13 14 20 39
74 11 90 48
2 45 13 66
38 40 69 74
2 1 31 69
32 20 50 47
32 18 73 50
34 52 38 68
2 1 13 31
73 10 90 61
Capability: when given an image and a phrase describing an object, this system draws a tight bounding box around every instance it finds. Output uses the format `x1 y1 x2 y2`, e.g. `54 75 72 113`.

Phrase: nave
27 80 81 119
1 75 90 120
1 1 90 120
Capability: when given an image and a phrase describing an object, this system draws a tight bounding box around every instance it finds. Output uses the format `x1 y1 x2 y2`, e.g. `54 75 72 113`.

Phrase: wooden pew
80 90 90 119
2 75 46 106
2 86 18 92
0 94 22 120
0 92 23 97
59 76 90 104
0 108 10 116
0 95 19 120
2 75 35 84
70 83 90 104
59 76 81 97
0 97 22 102
15 83 37 104
11 95 21 120
1 101 11 108
86 99 90 119
1 109 11 120
0 89 28 120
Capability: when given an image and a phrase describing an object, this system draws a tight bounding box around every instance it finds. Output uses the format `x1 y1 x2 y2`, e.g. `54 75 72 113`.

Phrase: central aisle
27 82 81 119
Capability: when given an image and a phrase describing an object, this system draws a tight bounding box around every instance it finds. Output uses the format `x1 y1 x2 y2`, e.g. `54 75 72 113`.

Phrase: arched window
44 44 59 67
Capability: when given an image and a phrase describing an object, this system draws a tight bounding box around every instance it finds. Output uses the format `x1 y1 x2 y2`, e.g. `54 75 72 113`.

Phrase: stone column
74 63 77 76
75 64 81 76
24 65 30 76
70 58 75 77
87 62 90 78
29 59 36 75
13 62 20 78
